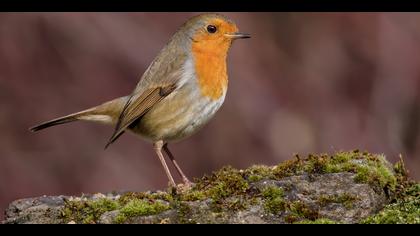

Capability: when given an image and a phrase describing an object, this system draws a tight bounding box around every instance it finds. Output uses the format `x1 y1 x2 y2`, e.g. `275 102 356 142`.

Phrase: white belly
133 79 226 142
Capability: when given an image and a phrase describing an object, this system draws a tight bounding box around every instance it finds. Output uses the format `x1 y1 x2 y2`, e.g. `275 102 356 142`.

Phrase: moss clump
114 199 169 224
322 151 397 191
244 165 275 182
261 186 285 214
178 190 207 202
272 150 398 192
118 191 173 205
61 192 172 224
117 192 148 205
260 186 319 222
294 218 340 224
176 165 279 212
323 151 358 173
273 159 305 178
186 166 251 212
360 156 418 225
361 199 420 224
273 152 361 178
361 183 420 224
353 158 397 191
318 193 359 209
286 201 319 222
61 198 120 224
196 166 250 201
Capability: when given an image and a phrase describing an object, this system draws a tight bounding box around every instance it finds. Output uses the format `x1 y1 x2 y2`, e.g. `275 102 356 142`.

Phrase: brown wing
105 84 176 148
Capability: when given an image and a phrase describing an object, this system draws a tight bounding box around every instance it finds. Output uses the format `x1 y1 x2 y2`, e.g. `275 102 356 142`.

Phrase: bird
29 13 250 189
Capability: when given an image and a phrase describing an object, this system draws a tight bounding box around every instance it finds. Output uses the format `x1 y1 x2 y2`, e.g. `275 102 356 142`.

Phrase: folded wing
105 84 176 148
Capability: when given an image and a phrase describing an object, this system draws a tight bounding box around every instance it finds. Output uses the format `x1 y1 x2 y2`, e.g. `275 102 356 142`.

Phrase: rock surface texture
3 151 419 224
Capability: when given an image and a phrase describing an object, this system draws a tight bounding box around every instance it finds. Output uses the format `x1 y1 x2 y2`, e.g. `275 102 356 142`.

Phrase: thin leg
163 144 193 186
153 140 176 187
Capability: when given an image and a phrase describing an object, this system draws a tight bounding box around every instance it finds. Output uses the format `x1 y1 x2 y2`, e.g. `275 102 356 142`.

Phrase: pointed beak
224 32 251 39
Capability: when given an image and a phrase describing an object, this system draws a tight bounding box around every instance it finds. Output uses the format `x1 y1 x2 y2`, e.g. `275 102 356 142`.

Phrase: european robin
30 13 250 188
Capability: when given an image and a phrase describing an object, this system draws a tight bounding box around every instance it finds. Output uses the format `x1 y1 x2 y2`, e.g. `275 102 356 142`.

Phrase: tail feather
29 109 92 132
29 96 128 133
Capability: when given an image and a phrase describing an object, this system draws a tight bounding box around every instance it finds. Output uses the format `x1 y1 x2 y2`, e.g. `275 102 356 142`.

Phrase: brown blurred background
1 12 420 219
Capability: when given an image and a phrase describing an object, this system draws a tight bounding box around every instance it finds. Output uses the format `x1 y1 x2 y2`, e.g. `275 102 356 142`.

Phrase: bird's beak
224 32 251 39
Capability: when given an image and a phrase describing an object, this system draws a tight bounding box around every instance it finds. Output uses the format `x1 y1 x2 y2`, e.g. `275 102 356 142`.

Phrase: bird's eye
206 25 217 34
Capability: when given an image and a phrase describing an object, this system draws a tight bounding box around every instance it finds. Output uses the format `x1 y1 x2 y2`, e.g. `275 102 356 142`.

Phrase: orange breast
192 42 228 100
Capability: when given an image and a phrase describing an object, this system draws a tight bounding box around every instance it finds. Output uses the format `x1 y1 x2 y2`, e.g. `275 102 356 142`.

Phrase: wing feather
105 84 176 148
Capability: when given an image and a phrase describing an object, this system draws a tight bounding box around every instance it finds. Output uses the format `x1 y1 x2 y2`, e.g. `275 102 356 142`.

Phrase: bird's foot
176 179 195 193
167 180 195 194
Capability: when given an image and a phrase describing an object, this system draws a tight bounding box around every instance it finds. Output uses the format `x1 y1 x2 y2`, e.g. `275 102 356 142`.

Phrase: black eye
207 25 217 34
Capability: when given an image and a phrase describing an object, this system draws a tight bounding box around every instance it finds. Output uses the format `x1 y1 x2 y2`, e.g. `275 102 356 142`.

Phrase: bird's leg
153 140 176 188
163 144 193 186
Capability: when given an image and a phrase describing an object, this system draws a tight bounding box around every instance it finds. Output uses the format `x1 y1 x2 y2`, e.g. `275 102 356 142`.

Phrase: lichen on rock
3 151 419 224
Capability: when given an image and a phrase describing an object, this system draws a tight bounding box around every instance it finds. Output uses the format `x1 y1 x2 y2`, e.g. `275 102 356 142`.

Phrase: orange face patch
191 18 239 100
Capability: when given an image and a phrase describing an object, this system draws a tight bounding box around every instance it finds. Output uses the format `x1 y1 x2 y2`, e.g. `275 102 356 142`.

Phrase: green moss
318 193 359 209
119 199 169 217
354 162 397 191
393 156 408 177
176 164 291 213
179 190 207 202
61 198 120 224
190 166 250 205
62 192 172 224
273 151 361 178
261 185 318 222
118 192 148 205
113 213 128 223
323 152 358 173
262 186 286 214
115 199 170 224
244 165 275 182
404 183 420 199
294 218 340 224
361 200 420 224
273 159 305 178
262 186 284 199
288 201 319 221
248 175 262 182
271 150 398 193
118 191 173 205
361 183 420 224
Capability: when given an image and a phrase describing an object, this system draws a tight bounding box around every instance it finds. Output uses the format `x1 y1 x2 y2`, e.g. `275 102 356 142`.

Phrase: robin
30 13 250 188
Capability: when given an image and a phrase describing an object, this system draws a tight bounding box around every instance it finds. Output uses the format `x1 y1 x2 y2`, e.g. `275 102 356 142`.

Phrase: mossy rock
3 151 418 224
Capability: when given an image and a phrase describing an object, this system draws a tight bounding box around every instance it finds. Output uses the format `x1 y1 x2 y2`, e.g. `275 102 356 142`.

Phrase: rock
3 195 67 224
99 210 121 224
251 173 388 223
2 151 419 224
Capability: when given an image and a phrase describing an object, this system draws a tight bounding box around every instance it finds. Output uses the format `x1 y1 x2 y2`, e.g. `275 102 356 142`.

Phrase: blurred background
1 13 420 219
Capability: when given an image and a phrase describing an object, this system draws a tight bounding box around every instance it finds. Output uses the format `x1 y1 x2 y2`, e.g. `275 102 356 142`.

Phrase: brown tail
29 109 95 132
29 96 128 132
